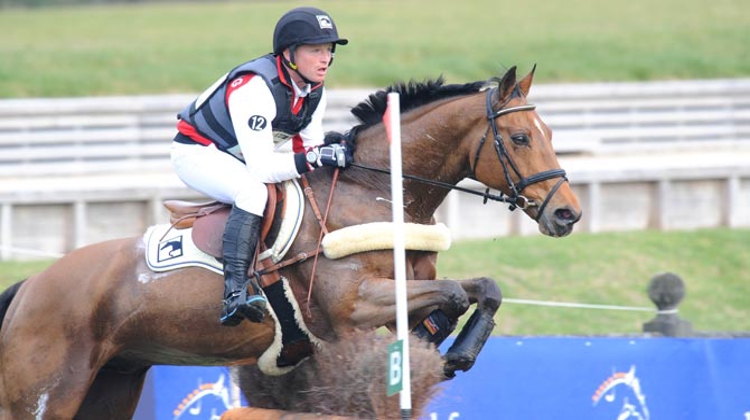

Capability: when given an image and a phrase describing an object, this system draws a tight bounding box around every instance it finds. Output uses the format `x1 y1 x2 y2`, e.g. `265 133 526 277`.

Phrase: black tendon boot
220 206 267 326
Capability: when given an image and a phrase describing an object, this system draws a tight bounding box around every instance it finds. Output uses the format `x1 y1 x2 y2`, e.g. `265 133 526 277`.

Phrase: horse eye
511 133 530 145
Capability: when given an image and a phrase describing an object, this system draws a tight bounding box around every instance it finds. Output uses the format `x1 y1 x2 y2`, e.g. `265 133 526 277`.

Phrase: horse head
470 66 581 237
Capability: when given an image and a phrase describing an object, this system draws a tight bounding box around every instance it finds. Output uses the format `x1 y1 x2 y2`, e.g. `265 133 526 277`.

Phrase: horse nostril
555 207 579 225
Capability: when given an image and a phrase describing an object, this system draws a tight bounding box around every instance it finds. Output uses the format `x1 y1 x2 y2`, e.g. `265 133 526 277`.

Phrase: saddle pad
144 224 223 275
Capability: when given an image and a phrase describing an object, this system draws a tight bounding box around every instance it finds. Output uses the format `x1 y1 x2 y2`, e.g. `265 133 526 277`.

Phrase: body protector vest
177 54 323 161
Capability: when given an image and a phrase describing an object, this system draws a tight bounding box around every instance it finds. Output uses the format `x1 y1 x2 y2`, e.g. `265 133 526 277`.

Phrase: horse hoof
442 367 457 381
443 353 475 376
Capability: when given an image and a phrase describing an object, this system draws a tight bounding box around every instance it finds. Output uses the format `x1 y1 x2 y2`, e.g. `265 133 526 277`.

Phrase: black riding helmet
273 7 348 70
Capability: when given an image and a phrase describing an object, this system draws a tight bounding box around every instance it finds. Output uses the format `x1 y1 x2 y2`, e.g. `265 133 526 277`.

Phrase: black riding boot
220 206 267 326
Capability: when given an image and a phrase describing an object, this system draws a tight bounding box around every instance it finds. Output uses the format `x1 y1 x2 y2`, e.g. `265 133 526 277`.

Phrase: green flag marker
387 339 404 396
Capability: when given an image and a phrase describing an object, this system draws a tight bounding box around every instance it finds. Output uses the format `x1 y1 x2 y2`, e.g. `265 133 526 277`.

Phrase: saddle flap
192 206 230 258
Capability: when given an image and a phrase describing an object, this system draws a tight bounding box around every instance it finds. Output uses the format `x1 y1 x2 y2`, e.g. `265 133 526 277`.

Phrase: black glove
324 131 348 145
324 131 356 153
317 143 353 168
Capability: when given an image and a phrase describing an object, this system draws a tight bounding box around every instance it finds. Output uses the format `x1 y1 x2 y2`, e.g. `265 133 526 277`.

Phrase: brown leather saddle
163 183 284 260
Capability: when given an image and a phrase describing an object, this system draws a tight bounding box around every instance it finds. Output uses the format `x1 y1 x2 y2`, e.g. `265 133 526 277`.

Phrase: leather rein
351 87 569 221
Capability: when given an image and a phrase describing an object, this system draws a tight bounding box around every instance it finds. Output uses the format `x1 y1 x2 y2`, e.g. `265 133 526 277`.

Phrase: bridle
350 87 568 221
471 87 568 220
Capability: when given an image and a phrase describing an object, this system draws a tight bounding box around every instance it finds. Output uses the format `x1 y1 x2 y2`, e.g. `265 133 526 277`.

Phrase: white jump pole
384 92 412 419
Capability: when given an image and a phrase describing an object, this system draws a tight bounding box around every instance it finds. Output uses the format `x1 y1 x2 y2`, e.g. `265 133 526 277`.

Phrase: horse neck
354 95 485 222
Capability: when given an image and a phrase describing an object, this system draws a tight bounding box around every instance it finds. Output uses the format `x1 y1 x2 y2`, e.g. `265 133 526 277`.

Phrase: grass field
2 228 748 336
1 0 748 97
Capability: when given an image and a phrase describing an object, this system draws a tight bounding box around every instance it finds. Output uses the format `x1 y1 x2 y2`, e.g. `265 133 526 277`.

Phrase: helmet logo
316 15 333 30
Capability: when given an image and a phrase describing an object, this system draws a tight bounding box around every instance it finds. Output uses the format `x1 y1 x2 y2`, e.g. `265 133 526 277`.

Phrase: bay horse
0 66 580 419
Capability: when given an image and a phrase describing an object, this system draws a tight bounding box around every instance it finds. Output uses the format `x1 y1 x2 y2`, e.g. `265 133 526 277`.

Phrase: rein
349 162 519 205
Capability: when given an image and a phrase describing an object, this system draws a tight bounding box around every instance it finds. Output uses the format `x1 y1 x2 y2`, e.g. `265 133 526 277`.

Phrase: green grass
0 0 748 97
0 260 55 283
2 228 748 336
438 228 750 335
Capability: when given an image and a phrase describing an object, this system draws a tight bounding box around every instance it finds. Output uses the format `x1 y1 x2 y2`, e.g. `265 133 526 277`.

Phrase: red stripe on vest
176 120 213 146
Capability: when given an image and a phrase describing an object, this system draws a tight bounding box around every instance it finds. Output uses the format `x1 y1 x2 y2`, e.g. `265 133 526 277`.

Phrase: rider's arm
227 76 311 183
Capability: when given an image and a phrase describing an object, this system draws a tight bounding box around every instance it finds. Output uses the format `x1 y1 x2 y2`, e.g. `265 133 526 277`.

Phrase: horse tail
0 280 25 330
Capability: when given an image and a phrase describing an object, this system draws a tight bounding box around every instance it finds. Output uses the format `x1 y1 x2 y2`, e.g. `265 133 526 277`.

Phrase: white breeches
171 142 268 217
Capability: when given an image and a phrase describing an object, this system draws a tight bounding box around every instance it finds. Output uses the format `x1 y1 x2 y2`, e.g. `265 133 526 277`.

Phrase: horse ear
518 64 536 97
498 66 518 100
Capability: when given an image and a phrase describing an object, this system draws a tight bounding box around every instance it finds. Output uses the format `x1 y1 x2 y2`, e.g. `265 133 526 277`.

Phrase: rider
171 6 353 326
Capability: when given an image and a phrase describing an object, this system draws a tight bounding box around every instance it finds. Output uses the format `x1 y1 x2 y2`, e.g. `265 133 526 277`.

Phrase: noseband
471 87 568 220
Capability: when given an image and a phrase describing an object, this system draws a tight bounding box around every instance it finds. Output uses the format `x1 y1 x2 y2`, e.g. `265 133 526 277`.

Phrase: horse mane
346 76 489 137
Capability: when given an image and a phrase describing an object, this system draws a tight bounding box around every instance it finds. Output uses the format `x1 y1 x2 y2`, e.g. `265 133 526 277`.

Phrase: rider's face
285 43 333 86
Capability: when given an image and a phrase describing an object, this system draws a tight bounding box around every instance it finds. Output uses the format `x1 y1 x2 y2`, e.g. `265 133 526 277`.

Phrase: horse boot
413 309 457 347
220 206 267 326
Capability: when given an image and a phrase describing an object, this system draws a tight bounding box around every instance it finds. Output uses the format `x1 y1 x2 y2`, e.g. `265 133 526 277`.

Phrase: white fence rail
1 79 749 259
536 78 750 149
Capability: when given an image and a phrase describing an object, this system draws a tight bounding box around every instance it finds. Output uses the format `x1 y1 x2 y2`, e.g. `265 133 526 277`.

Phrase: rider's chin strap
283 45 322 87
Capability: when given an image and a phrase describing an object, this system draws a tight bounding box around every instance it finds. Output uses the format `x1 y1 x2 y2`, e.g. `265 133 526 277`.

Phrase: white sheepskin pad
321 222 451 259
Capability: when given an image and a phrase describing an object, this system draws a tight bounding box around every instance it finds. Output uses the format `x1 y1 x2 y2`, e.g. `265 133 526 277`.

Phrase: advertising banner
135 337 750 420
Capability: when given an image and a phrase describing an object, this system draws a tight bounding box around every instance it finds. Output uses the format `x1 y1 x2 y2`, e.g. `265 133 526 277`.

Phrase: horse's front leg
351 276 502 380
441 277 503 379
350 277 470 332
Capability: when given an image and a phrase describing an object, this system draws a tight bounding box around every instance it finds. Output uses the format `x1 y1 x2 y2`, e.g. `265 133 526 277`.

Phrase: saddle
163 183 283 260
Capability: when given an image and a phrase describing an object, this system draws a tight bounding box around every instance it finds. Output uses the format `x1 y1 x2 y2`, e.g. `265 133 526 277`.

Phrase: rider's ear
518 64 536 97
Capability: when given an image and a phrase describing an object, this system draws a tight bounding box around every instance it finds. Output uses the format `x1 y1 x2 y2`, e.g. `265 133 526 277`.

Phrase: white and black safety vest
177 54 323 156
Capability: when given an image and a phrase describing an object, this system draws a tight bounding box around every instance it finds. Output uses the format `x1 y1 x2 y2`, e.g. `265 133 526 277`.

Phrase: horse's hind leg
443 277 503 378
74 365 150 420
0 353 97 419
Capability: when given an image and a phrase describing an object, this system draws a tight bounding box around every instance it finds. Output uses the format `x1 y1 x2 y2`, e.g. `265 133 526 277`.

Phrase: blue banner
135 337 750 420
430 337 750 420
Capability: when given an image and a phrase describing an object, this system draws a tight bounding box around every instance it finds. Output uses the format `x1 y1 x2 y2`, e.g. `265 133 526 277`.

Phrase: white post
386 92 412 418
1 203 12 261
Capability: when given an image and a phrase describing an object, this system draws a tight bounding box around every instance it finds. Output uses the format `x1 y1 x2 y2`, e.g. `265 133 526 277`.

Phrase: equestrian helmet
273 7 348 54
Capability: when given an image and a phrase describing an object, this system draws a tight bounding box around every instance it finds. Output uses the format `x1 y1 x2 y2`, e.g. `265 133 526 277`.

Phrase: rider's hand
306 144 353 169
323 131 348 146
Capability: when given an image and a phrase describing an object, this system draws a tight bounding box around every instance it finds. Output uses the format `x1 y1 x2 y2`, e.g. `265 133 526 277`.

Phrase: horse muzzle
537 205 582 237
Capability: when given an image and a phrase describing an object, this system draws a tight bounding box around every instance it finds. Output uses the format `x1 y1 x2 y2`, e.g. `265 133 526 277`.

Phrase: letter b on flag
387 340 403 396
